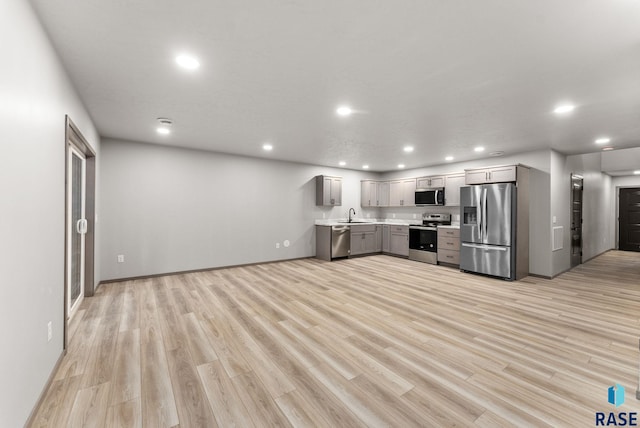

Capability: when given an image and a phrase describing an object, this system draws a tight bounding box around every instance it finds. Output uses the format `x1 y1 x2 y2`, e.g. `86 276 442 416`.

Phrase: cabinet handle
447 242 453 245
446 255 453 259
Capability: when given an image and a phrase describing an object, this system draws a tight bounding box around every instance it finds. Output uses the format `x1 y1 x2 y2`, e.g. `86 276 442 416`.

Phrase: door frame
570 173 584 268
617 186 640 250
64 116 96 350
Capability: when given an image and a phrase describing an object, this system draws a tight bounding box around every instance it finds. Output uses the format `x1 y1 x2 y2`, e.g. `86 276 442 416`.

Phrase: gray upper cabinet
465 165 517 185
389 178 416 207
378 181 390 207
444 173 465 206
416 175 444 189
361 180 378 207
316 175 342 206
361 180 390 207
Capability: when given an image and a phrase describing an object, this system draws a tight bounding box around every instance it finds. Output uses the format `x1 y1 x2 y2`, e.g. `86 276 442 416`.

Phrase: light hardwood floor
30 251 640 427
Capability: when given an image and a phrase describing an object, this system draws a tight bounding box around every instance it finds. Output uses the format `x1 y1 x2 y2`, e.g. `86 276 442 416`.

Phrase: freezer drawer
460 243 513 279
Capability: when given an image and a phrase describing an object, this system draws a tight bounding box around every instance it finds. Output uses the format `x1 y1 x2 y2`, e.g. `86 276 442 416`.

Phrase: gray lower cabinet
350 224 382 256
437 227 460 265
385 225 409 257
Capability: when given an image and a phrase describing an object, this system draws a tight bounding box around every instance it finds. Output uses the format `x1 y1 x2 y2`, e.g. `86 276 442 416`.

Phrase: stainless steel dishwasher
331 225 351 258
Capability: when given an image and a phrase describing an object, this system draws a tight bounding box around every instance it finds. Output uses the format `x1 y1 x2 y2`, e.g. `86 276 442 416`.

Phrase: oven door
409 227 438 264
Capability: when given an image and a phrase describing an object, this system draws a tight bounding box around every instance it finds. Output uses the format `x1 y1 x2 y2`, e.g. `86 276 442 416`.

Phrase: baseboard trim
533 248 616 280
527 273 552 280
24 350 66 427
98 256 314 286
582 248 613 264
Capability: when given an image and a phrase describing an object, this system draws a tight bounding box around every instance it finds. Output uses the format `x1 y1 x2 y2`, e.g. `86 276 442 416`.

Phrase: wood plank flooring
30 251 640 427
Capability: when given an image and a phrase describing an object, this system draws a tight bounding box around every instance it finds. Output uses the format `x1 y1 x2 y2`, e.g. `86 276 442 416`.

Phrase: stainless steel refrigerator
460 183 518 280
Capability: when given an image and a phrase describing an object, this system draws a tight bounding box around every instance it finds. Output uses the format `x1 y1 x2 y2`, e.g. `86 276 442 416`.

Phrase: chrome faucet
348 208 356 223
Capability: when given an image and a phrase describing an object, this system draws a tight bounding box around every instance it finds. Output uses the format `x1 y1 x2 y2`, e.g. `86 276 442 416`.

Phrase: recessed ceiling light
553 104 575 114
445 156 454 161
175 54 200 70
156 117 172 135
403 146 414 153
336 106 353 117
362 165 369 169
595 137 611 145
489 151 505 157
338 161 346 166
634 170 640 175
602 147 614 151
398 164 405 169
474 146 485 152
262 143 273 151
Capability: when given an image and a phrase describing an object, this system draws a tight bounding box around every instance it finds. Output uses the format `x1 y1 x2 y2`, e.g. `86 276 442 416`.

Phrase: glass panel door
68 146 86 317
570 174 583 267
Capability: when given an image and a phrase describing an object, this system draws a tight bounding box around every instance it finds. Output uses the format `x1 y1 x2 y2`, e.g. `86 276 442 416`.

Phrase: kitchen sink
337 220 372 224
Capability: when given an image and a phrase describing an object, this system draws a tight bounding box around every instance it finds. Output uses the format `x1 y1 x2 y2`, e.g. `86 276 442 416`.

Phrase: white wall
100 139 379 280
550 150 570 276
0 1 100 425
380 149 553 277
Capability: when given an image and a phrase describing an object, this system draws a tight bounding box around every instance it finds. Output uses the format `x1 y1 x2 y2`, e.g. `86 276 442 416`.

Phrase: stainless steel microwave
415 188 445 206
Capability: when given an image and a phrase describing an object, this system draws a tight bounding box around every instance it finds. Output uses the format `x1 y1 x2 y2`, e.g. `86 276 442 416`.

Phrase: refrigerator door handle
476 198 482 241
482 188 488 240
461 243 508 251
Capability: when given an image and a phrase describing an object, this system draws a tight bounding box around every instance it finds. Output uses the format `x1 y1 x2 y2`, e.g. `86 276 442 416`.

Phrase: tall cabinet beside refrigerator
460 165 529 280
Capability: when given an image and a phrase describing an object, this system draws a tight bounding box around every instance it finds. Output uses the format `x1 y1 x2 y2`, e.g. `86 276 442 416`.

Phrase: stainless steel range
409 213 451 264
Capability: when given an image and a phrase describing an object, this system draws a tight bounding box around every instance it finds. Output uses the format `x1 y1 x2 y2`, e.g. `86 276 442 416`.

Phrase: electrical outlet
392 213 396 218
413 214 417 219
284 240 290 248
117 254 124 263
275 243 280 249
47 321 52 342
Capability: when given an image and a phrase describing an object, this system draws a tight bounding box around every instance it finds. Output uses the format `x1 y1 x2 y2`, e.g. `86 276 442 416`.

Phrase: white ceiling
30 0 640 172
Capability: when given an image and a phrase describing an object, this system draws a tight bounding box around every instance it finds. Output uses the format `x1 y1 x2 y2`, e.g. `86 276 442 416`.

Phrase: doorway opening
619 187 640 252
64 116 96 350
570 174 583 268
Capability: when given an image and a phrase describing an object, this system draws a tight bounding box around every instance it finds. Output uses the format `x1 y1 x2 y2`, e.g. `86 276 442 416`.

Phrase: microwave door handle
435 189 439 205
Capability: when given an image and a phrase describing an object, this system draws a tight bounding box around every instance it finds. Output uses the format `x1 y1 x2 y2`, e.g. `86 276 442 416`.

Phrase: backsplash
378 206 461 224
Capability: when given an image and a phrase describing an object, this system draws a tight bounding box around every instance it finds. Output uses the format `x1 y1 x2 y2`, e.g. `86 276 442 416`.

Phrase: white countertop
315 219 461 228
315 219 421 227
